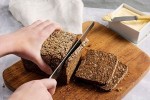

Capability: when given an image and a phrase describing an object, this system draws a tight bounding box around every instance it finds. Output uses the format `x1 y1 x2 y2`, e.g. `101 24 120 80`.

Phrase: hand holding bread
0 20 61 74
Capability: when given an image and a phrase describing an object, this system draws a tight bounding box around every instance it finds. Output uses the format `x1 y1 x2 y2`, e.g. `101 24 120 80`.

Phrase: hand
9 79 57 100
11 20 61 74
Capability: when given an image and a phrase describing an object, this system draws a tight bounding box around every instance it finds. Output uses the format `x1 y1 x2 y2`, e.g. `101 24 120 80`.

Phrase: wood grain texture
3 22 150 100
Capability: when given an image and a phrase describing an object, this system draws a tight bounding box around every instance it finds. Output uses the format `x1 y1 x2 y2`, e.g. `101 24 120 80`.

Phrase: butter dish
103 3 150 44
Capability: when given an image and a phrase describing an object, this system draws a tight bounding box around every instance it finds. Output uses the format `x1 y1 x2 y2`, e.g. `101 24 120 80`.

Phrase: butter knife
49 22 95 79
112 16 150 22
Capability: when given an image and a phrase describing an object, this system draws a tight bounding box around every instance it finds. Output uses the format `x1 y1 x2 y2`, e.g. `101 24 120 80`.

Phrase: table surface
0 2 150 100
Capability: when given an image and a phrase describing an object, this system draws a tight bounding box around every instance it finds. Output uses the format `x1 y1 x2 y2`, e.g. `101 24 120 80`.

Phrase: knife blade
111 16 150 22
49 21 95 79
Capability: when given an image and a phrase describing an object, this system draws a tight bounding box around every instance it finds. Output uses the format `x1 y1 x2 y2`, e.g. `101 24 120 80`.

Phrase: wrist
0 33 17 57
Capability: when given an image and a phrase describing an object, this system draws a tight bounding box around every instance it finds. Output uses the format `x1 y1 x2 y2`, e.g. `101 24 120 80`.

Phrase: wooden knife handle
137 16 150 20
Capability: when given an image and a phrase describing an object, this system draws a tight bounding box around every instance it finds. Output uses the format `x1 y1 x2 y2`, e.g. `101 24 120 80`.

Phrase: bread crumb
86 43 91 47
115 87 122 92
66 86 71 92
126 73 130 77
85 88 89 91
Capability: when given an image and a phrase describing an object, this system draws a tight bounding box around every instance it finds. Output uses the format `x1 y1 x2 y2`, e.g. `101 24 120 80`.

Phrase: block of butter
103 3 150 44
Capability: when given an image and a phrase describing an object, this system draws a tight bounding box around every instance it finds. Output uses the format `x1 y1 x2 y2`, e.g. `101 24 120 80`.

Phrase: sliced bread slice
75 50 118 85
100 61 128 91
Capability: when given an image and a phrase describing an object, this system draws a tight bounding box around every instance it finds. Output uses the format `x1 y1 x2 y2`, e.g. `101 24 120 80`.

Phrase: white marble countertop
0 1 150 100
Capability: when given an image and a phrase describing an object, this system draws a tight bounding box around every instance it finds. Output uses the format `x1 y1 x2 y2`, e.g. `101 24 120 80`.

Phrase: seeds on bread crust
75 50 118 85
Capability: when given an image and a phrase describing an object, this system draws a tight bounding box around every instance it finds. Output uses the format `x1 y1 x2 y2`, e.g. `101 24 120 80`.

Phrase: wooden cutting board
3 22 150 100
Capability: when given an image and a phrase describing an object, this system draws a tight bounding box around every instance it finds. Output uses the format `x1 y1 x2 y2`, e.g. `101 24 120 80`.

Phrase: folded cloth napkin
9 0 83 34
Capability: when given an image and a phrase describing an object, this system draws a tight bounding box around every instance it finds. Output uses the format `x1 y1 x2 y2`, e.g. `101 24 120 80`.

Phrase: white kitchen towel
9 0 83 34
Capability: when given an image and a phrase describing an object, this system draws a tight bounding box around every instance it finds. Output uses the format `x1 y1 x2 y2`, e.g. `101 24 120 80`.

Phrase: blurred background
83 0 150 12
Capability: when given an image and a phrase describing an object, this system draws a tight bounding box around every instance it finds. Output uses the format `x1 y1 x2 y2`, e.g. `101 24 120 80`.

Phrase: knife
49 21 95 79
111 16 150 22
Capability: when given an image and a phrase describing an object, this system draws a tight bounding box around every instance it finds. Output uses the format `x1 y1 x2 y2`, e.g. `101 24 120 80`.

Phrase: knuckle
50 24 59 29
43 20 51 25
53 79 57 86
54 23 61 29
34 27 43 33
50 23 56 27
39 30 45 35
32 20 42 25
46 20 51 23
32 80 44 87
32 80 41 85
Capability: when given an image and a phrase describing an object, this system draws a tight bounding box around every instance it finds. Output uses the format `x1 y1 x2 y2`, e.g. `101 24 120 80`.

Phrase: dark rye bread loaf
75 50 118 85
22 30 86 84
100 61 128 91
40 30 77 71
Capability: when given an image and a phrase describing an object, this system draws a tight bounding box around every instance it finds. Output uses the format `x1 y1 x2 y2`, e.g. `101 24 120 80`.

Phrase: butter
113 7 149 31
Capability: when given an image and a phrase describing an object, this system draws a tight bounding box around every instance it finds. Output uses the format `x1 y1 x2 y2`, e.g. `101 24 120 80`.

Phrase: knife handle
137 16 150 20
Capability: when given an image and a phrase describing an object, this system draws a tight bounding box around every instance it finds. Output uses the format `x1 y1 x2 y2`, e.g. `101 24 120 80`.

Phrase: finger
35 20 52 31
28 20 42 28
35 55 52 75
16 80 35 90
49 96 53 100
45 23 61 31
38 62 52 75
41 23 62 37
41 78 57 95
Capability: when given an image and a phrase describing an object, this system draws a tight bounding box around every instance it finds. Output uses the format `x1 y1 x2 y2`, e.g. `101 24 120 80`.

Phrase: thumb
41 78 57 95
34 55 52 75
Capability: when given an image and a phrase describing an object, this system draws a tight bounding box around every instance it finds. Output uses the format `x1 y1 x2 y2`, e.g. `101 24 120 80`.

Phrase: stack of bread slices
75 50 128 91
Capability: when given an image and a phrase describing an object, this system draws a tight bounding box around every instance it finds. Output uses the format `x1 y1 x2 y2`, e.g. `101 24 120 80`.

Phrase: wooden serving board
3 22 150 100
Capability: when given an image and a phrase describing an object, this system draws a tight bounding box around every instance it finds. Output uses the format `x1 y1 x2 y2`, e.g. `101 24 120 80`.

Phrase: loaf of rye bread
75 49 128 91
75 50 118 85
22 30 87 84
